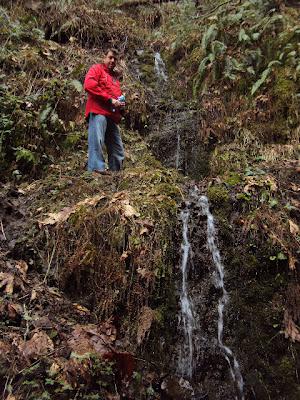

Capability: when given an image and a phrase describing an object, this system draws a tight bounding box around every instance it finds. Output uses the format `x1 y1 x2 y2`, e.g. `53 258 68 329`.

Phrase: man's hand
112 99 125 109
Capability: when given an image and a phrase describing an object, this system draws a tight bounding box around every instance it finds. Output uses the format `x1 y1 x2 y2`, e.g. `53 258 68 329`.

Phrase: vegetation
0 0 299 399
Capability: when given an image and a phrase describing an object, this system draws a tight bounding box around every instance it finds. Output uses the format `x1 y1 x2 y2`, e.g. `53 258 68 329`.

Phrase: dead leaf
38 195 106 226
120 201 140 218
48 287 62 297
7 303 23 319
6 395 17 400
137 267 154 281
289 219 299 236
73 303 90 314
284 310 300 342
289 255 297 271
68 323 116 356
140 227 149 235
0 272 14 295
120 251 130 261
137 306 157 345
21 330 54 360
15 260 28 278
49 361 61 376
290 183 300 192
30 289 37 301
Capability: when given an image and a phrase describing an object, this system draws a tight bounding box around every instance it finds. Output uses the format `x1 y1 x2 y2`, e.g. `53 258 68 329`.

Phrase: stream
177 186 244 399
152 52 244 399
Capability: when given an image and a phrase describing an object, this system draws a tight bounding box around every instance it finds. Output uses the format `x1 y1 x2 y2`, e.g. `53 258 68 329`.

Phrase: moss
207 184 229 206
150 182 181 199
63 132 82 148
273 68 297 104
210 147 248 175
224 172 242 186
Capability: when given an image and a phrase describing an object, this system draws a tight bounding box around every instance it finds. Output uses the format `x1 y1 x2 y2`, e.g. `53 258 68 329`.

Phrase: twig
43 236 57 284
194 0 240 19
0 219 7 241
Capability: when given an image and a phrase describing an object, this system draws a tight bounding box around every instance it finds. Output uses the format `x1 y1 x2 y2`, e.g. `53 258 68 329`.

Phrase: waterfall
178 187 244 399
154 52 168 82
198 193 244 400
175 131 181 170
178 204 195 378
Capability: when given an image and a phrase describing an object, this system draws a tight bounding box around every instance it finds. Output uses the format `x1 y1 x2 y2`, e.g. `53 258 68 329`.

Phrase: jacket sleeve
84 65 111 102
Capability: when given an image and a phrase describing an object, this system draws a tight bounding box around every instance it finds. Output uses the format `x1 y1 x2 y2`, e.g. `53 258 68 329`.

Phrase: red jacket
84 63 122 124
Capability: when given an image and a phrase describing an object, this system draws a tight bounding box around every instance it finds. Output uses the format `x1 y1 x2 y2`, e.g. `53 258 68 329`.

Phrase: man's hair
105 48 119 58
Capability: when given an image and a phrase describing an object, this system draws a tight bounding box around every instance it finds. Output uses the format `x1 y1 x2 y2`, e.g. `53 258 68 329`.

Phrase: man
84 49 125 174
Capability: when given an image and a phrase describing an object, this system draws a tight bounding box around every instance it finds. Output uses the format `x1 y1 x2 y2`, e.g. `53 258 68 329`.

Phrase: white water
198 193 245 400
175 131 180 169
154 52 168 82
178 187 244 399
178 204 195 378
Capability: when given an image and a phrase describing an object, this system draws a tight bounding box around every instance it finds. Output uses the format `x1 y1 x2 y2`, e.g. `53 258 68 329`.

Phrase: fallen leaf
140 227 149 235
120 201 140 218
289 219 299 236
6 395 17 400
38 195 106 226
15 260 28 278
30 289 37 301
137 306 157 345
289 255 296 271
290 183 300 192
73 303 90 314
0 272 14 295
284 310 300 342
120 251 130 261
7 303 23 319
21 330 54 360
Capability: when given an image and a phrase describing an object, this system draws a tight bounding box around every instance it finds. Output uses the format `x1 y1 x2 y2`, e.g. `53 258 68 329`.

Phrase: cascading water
154 51 168 82
175 131 181 170
178 204 195 378
177 186 244 399
198 193 244 400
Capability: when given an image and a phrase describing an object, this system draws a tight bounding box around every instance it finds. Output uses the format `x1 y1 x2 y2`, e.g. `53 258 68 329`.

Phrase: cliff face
0 1 300 399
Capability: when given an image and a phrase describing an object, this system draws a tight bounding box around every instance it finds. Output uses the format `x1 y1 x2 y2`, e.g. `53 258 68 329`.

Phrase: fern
251 61 281 95
201 24 218 51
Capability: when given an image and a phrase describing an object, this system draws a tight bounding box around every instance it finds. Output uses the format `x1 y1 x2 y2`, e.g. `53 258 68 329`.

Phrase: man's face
103 51 117 71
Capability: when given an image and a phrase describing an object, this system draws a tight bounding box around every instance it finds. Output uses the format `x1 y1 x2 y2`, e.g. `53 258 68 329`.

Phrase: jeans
88 113 124 172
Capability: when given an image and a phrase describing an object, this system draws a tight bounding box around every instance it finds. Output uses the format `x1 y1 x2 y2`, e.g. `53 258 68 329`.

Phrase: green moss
273 68 297 103
224 172 242 186
150 182 181 199
63 132 82 148
207 184 229 205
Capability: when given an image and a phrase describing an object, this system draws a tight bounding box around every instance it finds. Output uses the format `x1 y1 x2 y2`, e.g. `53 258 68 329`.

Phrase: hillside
0 0 299 399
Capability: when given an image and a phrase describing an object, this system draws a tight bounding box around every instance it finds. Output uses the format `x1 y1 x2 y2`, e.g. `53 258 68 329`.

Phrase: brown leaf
120 251 130 261
7 303 23 319
30 289 37 301
284 310 300 342
120 201 140 218
73 303 90 314
136 306 157 345
0 272 14 295
38 195 106 226
21 330 54 360
140 227 149 236
68 323 116 356
15 260 28 278
289 255 297 271
289 219 299 236
6 395 17 400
